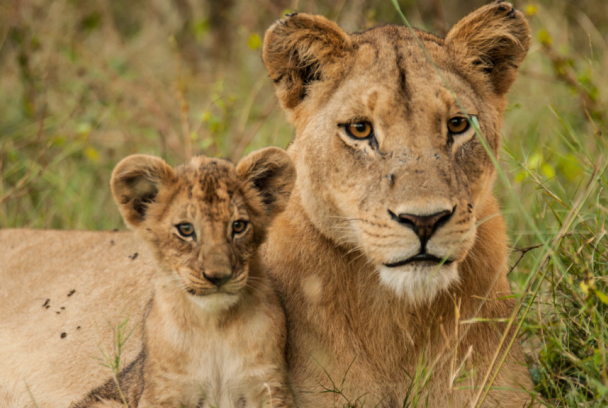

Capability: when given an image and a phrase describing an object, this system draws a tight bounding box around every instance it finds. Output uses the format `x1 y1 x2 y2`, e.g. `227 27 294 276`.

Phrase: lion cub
76 147 296 408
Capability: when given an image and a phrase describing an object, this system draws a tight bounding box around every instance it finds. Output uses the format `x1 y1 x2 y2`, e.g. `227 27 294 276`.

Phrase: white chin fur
188 292 240 312
378 263 459 305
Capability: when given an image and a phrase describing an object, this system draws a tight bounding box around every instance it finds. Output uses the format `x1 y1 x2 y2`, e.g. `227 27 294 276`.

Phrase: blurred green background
1 0 607 406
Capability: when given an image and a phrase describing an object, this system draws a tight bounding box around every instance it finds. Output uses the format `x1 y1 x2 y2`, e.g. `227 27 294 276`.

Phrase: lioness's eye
176 223 195 237
447 117 470 134
345 122 373 139
232 220 248 235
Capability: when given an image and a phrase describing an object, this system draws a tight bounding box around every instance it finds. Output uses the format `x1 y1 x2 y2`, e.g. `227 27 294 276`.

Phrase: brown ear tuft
445 1 530 96
111 155 176 228
263 13 352 110
236 147 296 220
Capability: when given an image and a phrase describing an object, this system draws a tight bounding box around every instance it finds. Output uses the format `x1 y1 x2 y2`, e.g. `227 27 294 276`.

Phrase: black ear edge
110 155 176 227
236 147 296 217
249 163 295 210
445 2 530 95
262 13 352 109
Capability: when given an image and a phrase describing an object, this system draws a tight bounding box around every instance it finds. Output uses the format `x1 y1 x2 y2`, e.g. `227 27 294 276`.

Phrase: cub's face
141 160 257 309
264 3 529 303
111 148 295 310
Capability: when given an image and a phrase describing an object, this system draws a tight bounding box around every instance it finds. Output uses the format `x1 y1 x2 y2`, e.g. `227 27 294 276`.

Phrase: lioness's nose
389 208 454 248
203 271 232 287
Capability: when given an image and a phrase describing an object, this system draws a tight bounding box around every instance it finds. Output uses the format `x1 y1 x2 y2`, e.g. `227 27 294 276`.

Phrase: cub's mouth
383 254 453 268
186 288 239 297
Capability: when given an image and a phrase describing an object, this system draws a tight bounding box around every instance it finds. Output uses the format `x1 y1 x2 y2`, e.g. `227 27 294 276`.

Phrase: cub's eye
232 220 248 235
176 223 195 237
345 122 373 139
447 117 470 134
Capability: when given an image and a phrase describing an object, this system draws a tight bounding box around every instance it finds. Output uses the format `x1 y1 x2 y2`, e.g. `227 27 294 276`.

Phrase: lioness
0 148 296 408
261 1 536 407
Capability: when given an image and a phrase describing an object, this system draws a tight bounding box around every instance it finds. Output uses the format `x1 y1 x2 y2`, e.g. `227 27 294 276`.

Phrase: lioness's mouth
383 254 453 268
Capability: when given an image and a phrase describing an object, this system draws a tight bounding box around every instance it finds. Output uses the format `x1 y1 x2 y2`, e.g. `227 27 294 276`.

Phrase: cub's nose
389 207 454 248
203 271 233 287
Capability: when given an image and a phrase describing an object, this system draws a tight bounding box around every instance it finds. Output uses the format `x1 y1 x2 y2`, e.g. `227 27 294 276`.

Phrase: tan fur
261 2 536 407
0 148 296 408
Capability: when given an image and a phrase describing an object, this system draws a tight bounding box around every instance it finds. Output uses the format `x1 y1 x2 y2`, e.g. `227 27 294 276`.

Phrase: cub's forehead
175 156 241 205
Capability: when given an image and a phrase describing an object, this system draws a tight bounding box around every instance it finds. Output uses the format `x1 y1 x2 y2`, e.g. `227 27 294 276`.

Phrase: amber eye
447 117 470 134
345 122 373 139
176 223 195 237
232 220 248 234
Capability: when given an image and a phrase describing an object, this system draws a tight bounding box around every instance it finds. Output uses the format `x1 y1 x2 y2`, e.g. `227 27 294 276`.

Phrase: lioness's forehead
352 25 447 68
176 157 239 205
335 26 478 119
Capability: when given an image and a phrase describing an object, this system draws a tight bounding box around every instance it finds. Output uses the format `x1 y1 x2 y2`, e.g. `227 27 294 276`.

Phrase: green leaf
527 152 543 170
84 147 100 162
514 170 527 183
199 138 213 149
524 4 538 16
538 29 552 46
77 122 92 136
557 154 581 181
248 33 262 51
540 163 555 179
596 291 608 305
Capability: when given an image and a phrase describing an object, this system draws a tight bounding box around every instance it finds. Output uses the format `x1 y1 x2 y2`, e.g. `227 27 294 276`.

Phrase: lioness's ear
236 147 296 219
111 155 176 228
445 1 530 96
263 13 352 110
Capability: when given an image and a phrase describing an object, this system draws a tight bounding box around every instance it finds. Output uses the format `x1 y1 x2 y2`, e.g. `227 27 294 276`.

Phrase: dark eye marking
176 223 196 240
343 121 373 139
232 220 248 236
447 116 472 135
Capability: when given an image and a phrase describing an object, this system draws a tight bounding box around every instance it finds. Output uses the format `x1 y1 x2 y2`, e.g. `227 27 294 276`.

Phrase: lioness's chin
378 263 459 304
188 292 240 312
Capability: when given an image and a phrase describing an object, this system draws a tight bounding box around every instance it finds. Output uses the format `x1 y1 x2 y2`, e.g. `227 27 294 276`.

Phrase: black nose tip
203 272 232 287
389 207 455 248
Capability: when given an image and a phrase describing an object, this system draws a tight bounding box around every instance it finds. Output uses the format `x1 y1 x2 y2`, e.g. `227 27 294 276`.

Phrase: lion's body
0 230 151 408
265 194 531 407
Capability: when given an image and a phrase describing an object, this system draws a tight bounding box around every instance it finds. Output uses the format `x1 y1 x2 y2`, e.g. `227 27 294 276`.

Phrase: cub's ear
263 13 352 110
236 147 296 219
445 1 530 96
111 155 176 228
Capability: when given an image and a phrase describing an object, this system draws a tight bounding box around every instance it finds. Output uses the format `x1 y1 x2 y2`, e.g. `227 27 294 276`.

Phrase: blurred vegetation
1 0 607 406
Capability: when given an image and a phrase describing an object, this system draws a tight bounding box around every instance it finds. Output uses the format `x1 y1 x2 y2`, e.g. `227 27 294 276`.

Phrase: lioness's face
297 39 485 303
111 148 295 310
264 3 529 303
